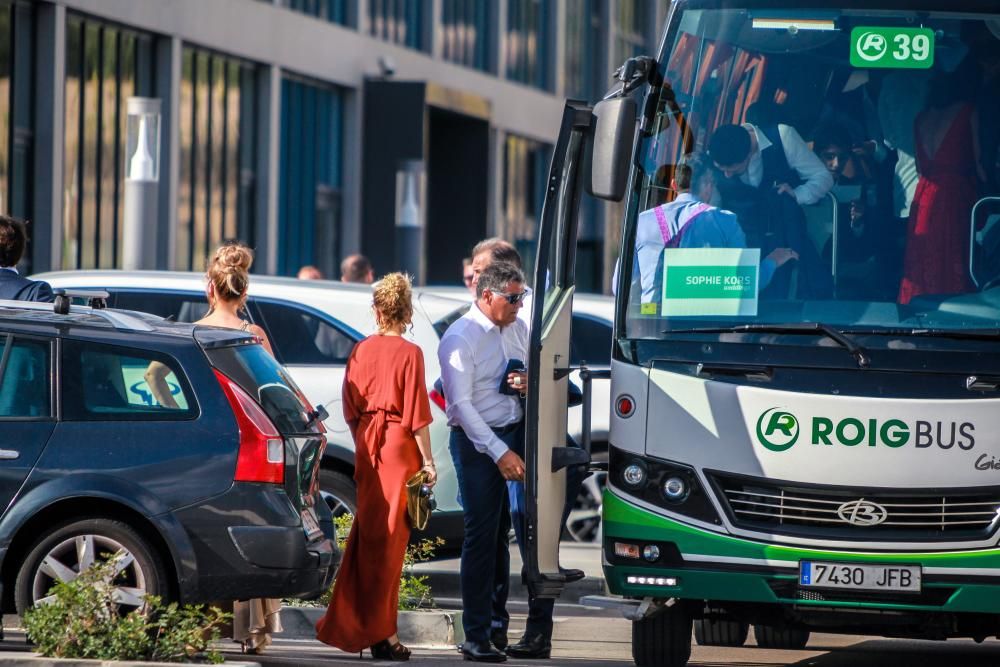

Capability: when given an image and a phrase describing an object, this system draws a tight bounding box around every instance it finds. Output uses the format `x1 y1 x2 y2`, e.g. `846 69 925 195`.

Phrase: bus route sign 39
850 27 934 69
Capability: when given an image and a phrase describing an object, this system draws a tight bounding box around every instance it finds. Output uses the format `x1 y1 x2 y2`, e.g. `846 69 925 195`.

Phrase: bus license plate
799 561 921 592
301 507 323 541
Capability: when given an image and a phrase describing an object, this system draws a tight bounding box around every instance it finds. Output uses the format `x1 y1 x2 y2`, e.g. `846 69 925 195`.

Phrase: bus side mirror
587 97 636 202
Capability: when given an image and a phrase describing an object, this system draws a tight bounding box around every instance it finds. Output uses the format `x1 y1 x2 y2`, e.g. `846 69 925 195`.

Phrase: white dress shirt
439 303 529 462
743 123 833 206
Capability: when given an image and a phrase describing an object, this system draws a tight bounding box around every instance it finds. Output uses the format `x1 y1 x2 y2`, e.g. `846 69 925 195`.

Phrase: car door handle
0 449 19 460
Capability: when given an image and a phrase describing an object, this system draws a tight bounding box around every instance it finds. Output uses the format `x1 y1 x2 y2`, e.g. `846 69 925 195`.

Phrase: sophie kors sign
662 248 760 317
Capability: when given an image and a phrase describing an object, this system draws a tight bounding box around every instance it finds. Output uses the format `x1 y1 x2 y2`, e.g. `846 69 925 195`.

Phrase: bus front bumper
603 489 1000 614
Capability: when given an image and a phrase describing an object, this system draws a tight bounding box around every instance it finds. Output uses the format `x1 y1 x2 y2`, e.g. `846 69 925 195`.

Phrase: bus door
524 101 592 598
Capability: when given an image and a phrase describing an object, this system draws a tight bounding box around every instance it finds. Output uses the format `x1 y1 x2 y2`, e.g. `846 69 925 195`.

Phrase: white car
37 271 468 547
425 286 613 542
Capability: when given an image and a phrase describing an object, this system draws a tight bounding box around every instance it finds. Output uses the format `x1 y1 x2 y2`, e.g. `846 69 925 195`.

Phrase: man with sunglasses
464 239 585 660
439 261 530 663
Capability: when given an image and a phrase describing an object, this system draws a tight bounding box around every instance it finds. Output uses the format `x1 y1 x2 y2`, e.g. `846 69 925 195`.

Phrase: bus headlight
663 476 688 502
622 463 647 488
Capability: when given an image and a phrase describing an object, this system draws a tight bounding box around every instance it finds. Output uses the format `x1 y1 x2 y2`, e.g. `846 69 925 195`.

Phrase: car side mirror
587 97 636 202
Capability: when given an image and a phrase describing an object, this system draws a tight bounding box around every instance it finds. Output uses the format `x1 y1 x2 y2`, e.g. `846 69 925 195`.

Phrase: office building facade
1 0 662 290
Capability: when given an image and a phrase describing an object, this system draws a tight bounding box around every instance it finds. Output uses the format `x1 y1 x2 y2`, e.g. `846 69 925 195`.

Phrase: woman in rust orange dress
316 273 435 661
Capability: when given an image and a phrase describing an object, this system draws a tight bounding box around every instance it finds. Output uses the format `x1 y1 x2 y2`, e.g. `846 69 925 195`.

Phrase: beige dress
233 598 283 653
230 321 283 654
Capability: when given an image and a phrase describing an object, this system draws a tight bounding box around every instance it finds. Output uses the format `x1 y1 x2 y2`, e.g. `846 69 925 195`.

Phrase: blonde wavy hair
207 241 254 310
372 272 413 333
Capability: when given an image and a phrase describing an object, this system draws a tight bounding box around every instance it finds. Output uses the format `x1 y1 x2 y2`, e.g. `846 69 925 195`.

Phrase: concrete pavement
412 541 607 603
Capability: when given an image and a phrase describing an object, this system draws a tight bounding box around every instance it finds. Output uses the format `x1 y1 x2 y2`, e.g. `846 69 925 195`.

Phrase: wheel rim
566 472 607 542
319 490 354 519
32 534 148 612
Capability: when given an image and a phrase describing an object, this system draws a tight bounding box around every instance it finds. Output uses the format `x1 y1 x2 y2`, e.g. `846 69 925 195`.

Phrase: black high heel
370 639 411 661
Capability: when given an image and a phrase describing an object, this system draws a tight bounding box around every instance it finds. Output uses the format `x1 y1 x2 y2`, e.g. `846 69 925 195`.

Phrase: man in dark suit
0 216 53 302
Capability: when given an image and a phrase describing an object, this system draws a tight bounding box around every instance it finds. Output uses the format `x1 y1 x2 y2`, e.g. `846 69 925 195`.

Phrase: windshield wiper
664 322 870 369
850 328 1000 341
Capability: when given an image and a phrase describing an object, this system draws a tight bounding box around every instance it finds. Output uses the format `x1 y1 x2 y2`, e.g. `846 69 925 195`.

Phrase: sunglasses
497 289 529 306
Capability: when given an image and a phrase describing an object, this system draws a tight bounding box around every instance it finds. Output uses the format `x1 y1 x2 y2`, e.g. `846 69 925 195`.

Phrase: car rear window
206 343 316 434
61 340 197 421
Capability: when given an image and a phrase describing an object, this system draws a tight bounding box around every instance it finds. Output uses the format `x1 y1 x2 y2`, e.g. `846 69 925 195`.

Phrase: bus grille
710 474 1000 541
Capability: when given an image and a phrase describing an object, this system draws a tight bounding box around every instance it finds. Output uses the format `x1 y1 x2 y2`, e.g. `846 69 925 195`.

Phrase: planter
279 605 463 647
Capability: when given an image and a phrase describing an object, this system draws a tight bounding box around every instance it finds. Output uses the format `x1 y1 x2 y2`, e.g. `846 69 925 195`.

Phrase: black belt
452 420 523 437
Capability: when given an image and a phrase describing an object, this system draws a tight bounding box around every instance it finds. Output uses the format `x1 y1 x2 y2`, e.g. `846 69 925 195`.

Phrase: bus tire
752 624 810 650
694 617 749 647
632 605 692 667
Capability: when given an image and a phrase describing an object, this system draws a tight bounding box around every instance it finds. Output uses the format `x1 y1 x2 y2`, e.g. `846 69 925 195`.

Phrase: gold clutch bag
405 470 436 530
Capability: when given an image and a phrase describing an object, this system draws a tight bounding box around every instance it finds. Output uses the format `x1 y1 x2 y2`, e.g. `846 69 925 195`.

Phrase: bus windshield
622 5 1000 343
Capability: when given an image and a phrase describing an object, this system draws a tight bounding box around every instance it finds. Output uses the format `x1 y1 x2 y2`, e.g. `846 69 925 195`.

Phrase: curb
0 658 260 667
279 606 464 647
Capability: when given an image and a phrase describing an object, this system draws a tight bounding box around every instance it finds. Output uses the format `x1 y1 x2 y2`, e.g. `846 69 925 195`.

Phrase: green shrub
23 553 230 663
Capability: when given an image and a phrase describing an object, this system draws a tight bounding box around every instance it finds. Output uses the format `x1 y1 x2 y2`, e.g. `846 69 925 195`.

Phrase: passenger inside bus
626 11 1000 328
707 123 833 298
621 154 797 306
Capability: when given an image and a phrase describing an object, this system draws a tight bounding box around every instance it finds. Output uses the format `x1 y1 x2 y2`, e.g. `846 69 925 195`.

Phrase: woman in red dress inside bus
315 273 435 661
899 62 986 304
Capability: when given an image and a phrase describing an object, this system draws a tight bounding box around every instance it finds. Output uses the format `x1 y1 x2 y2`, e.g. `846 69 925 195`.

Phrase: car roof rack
0 290 155 332
53 288 109 314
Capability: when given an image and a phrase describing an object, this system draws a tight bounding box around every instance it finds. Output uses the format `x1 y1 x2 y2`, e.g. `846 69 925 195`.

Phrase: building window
177 47 258 272
280 0 348 25
369 0 423 51
506 0 550 91
613 0 652 67
564 0 602 101
63 15 153 270
441 0 491 71
500 134 549 279
278 75 343 278
0 0 33 262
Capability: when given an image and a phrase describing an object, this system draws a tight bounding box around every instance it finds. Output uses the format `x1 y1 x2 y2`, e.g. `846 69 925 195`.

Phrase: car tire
694 616 749 647
753 624 810 650
632 605 692 667
15 517 168 616
319 469 358 518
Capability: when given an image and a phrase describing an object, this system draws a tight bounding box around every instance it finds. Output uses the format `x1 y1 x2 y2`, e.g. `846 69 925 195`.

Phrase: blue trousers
449 427 517 646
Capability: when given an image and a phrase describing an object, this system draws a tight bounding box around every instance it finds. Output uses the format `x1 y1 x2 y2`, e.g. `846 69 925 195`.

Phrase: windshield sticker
850 27 934 69
661 248 760 317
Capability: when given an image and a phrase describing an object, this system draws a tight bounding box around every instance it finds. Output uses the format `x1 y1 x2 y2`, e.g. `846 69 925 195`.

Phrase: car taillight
213 369 284 484
429 388 446 412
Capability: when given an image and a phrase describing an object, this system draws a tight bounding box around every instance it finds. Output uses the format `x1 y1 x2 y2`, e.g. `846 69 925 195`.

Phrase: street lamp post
394 160 426 284
122 97 161 270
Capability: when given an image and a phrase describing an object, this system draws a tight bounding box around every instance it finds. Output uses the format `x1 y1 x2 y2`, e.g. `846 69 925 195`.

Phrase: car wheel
319 469 358 519
632 605 692 667
15 518 168 616
565 470 607 542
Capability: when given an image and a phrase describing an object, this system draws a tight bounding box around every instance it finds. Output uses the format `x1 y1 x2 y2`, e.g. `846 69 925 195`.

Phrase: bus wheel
694 616 749 647
632 605 692 667
752 624 810 650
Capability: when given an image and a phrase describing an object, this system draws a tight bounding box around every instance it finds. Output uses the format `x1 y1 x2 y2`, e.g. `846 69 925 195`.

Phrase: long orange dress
315 335 432 653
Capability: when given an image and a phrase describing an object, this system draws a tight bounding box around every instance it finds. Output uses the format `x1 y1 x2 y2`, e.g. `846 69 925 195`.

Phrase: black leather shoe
506 633 552 659
461 641 507 662
490 628 509 652
560 567 586 583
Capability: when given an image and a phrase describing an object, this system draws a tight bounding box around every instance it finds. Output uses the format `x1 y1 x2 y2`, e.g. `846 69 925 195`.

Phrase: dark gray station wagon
0 297 335 615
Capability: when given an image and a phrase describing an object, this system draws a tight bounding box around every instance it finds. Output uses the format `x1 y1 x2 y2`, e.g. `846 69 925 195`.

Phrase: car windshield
622 5 1000 342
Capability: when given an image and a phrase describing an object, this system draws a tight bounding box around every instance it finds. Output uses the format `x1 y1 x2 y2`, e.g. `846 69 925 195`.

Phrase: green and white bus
523 2 1000 665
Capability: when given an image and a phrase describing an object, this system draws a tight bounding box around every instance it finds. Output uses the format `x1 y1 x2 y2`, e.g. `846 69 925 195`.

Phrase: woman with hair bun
147 241 279 654
316 272 435 661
